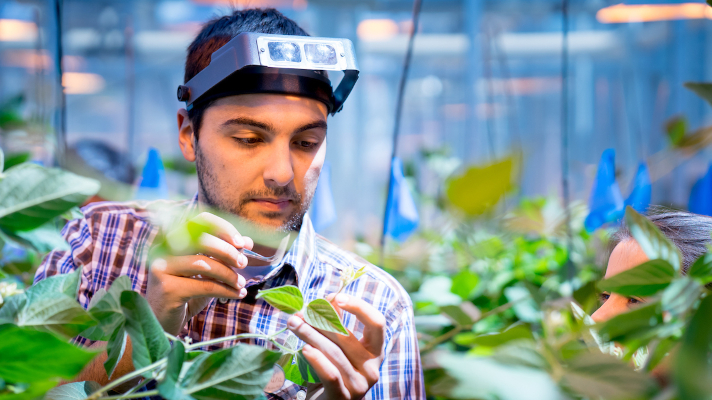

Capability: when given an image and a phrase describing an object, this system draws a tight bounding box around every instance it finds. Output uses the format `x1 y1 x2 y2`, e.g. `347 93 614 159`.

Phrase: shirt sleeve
34 215 96 346
365 305 425 400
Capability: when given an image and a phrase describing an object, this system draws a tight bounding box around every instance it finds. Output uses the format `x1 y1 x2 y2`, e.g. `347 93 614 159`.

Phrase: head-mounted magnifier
177 33 359 115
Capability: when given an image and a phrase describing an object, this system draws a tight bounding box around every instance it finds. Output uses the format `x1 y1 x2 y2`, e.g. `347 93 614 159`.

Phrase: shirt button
296 390 306 400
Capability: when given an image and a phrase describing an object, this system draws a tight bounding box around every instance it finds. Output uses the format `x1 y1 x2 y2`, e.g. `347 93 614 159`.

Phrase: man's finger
190 212 254 250
167 275 247 301
301 345 350 397
287 316 364 389
197 233 248 268
331 294 386 355
152 256 245 290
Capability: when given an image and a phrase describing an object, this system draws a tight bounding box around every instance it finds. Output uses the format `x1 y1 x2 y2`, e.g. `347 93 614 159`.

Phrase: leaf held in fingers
120 291 171 371
104 324 127 379
44 381 102 400
597 259 675 297
304 298 349 336
256 286 304 314
625 207 682 270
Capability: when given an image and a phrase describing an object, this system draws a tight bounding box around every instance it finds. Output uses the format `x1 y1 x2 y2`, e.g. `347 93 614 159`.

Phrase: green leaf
104 324 127 379
158 341 189 400
445 157 514 216
304 298 349 336
674 295 712 399
688 253 712 283
0 380 57 400
0 325 96 382
2 152 30 171
624 206 682 270
662 277 704 318
440 303 480 326
0 147 4 173
461 323 533 348
2 223 69 253
44 381 102 400
450 268 478 300
255 286 303 314
25 268 81 301
560 352 656 400
120 291 170 371
180 344 280 397
684 82 712 108
297 350 321 384
0 164 99 231
61 207 84 221
82 276 132 341
596 301 663 343
597 259 675 297
665 116 687 146
279 353 304 386
428 351 562 400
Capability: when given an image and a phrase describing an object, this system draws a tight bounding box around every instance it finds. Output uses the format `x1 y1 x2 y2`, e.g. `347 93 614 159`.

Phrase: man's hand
147 212 253 334
287 293 386 400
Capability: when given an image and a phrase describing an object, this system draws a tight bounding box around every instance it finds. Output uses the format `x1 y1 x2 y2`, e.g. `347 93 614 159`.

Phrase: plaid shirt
34 195 425 399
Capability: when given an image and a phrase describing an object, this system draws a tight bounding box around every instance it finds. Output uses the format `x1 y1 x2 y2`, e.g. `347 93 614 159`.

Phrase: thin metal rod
54 0 66 167
379 0 423 264
561 0 574 281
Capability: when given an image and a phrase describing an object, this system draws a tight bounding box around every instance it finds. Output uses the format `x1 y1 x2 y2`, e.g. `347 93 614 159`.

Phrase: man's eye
235 137 262 145
628 297 643 306
295 140 318 149
599 293 610 303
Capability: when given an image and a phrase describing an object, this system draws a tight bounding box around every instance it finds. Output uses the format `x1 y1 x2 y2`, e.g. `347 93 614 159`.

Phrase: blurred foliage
357 141 712 399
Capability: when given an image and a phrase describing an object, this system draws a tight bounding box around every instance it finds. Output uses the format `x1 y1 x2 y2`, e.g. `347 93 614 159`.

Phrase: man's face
178 93 328 233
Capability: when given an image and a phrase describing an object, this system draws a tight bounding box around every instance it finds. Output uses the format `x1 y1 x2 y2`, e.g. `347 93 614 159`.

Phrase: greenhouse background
2 0 712 244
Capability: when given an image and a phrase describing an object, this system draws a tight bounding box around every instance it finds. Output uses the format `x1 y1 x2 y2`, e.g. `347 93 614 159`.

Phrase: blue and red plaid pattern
34 195 425 399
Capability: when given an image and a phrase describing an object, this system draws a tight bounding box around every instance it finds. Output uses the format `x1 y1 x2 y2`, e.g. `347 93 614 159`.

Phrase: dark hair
612 206 712 273
184 8 311 138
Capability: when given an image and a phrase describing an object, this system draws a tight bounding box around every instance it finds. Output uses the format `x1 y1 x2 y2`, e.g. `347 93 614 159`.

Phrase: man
35 8 424 400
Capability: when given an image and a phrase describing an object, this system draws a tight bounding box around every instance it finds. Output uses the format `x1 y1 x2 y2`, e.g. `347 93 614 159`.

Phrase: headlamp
177 33 359 115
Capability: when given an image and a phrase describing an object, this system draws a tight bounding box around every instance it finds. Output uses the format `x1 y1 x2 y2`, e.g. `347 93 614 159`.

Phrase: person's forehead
209 93 329 117
605 239 650 278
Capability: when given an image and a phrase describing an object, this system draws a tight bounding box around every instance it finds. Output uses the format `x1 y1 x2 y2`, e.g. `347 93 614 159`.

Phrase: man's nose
591 301 616 323
263 141 294 186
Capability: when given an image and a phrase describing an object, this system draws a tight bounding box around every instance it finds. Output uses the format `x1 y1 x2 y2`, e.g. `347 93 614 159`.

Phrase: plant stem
85 359 166 400
164 332 181 342
122 378 151 396
421 300 521 353
98 390 159 400
185 333 269 351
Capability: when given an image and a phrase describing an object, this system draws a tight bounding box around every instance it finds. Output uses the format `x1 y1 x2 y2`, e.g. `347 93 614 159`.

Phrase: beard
194 141 313 233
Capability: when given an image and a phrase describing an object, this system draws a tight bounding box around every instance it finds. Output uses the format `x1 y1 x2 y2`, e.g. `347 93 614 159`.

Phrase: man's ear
177 109 196 162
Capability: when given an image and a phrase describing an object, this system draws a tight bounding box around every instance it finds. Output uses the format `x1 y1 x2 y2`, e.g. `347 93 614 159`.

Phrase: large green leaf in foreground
0 163 99 231
120 291 171 371
625 207 682 271
0 325 96 383
180 344 280 399
44 381 102 400
597 259 675 297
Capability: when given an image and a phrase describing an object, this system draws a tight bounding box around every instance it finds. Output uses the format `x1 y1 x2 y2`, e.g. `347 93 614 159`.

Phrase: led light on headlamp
177 33 359 115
